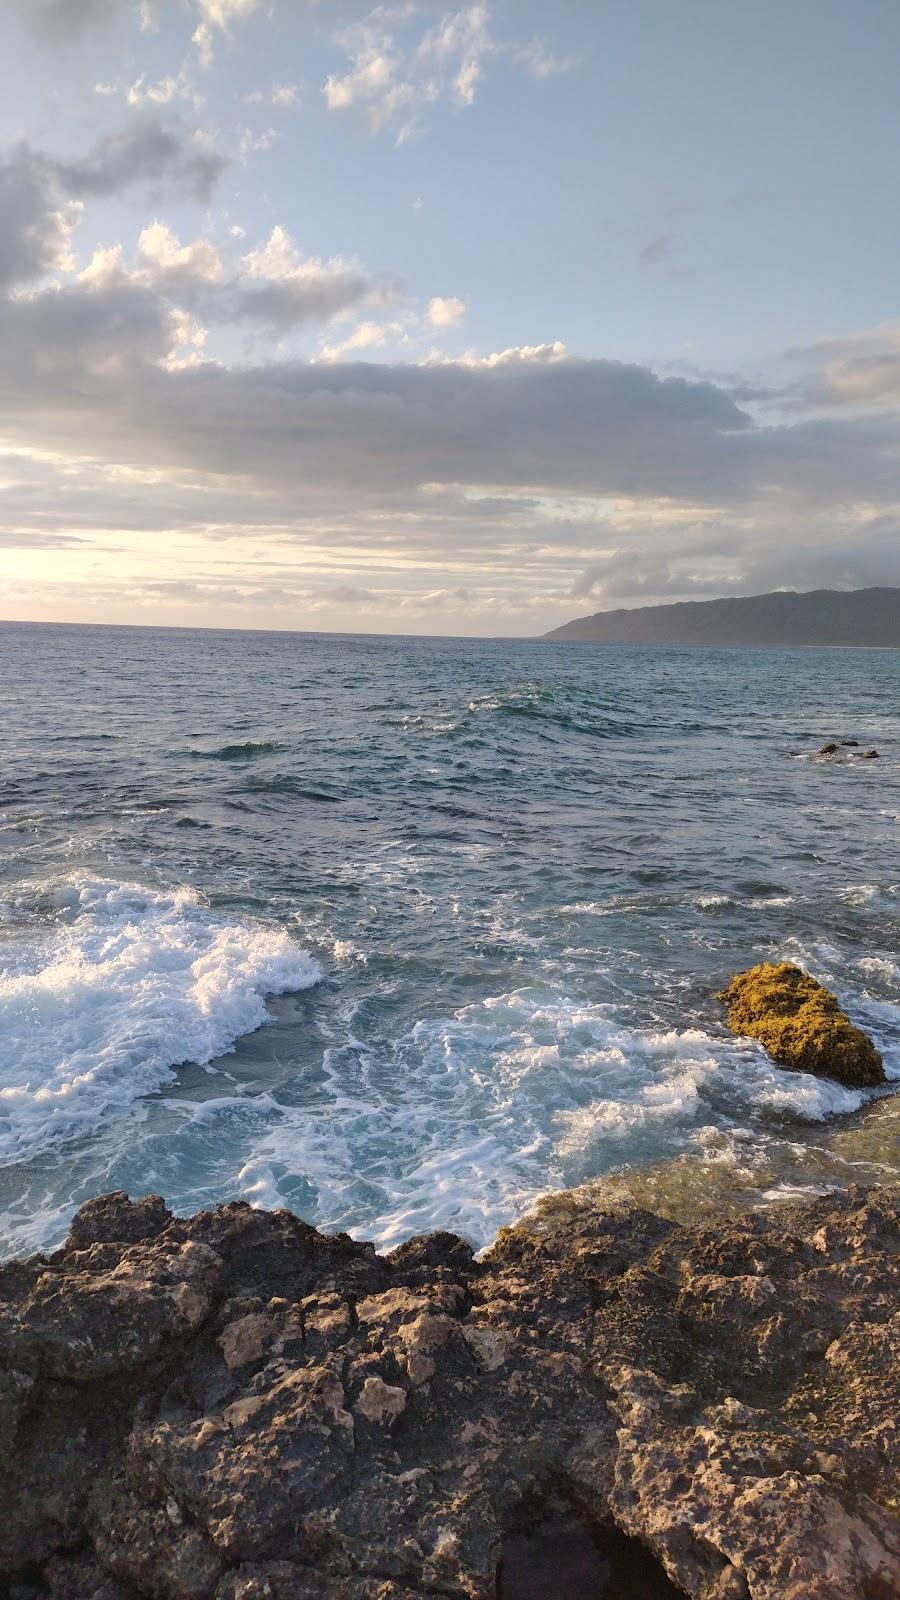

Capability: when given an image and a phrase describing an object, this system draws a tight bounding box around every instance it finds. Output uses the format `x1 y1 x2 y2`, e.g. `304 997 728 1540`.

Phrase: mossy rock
718 961 885 1088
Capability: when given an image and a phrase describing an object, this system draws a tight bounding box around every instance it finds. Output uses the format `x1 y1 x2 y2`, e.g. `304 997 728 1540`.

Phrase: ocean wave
190 741 287 761
0 876 320 1165
244 776 343 800
210 986 877 1253
466 684 640 738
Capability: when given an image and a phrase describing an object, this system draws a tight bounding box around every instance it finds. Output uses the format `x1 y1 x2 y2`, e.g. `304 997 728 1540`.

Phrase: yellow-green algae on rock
718 960 885 1088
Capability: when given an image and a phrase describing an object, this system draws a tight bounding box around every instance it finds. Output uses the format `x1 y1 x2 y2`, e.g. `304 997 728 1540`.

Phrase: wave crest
0 877 319 1164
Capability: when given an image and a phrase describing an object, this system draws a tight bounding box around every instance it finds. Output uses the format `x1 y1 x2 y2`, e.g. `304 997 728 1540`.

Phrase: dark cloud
56 115 230 203
639 233 670 267
0 273 174 385
0 119 229 296
228 274 372 332
19 0 125 37
0 147 77 289
0 529 89 548
0 349 748 504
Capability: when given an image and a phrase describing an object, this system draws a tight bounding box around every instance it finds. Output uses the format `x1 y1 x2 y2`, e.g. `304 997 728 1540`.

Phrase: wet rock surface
2 1184 899 1600
718 961 885 1087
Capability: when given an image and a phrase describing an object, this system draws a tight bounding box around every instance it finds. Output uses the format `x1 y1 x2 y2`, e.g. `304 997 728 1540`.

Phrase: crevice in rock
497 1506 688 1599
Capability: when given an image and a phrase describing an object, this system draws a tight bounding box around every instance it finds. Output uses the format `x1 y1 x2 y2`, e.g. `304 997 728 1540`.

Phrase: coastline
1 1176 898 1600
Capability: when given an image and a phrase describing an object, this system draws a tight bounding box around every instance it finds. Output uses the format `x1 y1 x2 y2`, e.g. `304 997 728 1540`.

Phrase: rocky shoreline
1 1180 898 1600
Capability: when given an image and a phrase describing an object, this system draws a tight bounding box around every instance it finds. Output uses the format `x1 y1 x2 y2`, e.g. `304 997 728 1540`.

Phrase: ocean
1 621 898 1258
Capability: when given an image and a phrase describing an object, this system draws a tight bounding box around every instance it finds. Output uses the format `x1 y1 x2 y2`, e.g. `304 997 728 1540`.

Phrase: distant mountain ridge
544 587 900 648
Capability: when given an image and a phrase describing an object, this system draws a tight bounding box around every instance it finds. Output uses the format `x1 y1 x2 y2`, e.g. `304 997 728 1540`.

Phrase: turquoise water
1 622 898 1256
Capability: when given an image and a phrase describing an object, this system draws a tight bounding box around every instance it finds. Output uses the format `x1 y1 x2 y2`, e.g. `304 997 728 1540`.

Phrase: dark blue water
1 623 898 1256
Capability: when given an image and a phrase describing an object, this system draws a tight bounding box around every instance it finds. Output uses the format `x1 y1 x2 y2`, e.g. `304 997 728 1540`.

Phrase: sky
2 0 900 637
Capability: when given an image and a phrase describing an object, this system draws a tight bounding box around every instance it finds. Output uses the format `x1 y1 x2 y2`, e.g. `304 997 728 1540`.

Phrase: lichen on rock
718 961 885 1088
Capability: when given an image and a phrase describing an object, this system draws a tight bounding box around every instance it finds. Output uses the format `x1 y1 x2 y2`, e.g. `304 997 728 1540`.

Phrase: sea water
1 622 898 1256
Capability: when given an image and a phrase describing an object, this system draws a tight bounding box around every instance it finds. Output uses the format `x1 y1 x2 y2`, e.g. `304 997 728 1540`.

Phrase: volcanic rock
1 1185 899 1599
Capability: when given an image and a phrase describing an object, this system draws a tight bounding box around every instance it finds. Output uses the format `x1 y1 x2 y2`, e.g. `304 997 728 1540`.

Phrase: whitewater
1 622 898 1256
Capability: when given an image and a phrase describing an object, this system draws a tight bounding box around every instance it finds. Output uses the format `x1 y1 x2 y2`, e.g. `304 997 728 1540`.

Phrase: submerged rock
861 748 880 759
1 1184 899 1600
718 961 885 1088
816 742 839 755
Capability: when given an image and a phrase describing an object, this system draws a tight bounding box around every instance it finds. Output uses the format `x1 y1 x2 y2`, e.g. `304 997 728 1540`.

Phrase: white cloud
192 21 214 69
324 36 397 113
458 340 568 368
319 318 408 362
136 220 223 286
428 295 467 329
244 82 300 109
241 225 305 281
323 4 495 140
190 0 263 64
125 68 202 109
515 36 579 78
238 126 281 160
198 0 260 26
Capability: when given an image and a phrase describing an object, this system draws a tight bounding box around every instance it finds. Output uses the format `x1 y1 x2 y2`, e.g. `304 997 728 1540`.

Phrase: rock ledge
1 1184 899 1600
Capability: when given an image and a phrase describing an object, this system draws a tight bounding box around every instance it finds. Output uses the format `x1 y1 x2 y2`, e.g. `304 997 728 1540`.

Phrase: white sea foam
0 876 320 1164
218 986 881 1253
837 883 880 906
858 955 900 986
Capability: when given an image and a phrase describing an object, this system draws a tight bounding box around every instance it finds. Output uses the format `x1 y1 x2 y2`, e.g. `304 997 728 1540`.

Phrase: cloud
514 36 579 78
323 29 401 118
4 140 898 629
640 233 671 267
136 220 224 288
455 340 568 368
193 0 263 65
0 266 176 387
0 529 89 548
319 319 402 363
20 0 124 36
0 147 81 290
0 310 757 503
85 220 380 335
790 323 900 409
428 295 467 329
55 113 229 202
238 126 281 160
244 82 300 109
322 3 497 140
234 226 374 331
197 0 260 27
124 67 203 108
0 118 229 300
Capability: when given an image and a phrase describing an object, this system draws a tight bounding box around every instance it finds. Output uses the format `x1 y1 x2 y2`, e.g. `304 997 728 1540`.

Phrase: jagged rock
1 1186 898 1599
861 749 880 759
718 962 885 1087
817 742 839 755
